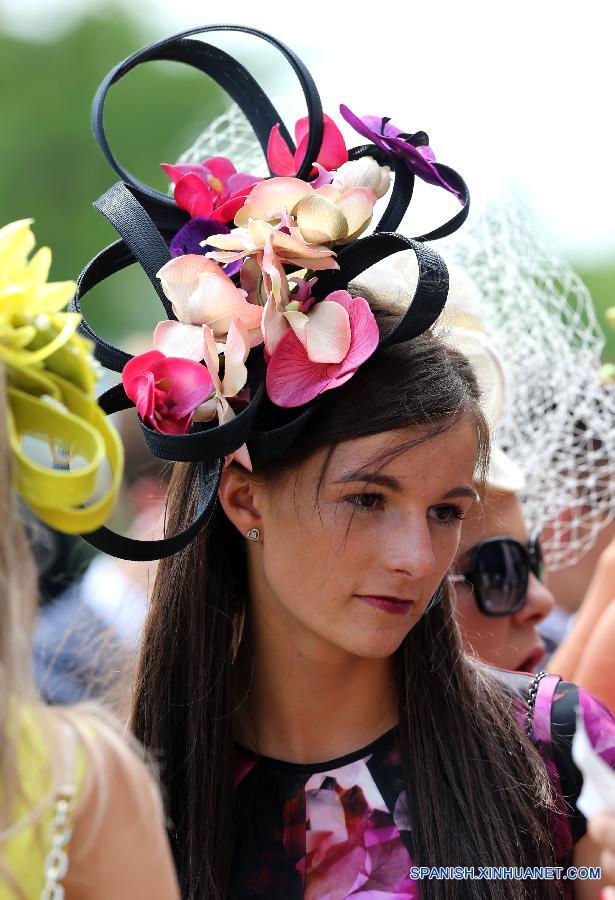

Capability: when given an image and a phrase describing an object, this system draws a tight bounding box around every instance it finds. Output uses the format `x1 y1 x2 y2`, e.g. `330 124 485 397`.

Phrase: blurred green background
0 7 230 345
1 5 614 360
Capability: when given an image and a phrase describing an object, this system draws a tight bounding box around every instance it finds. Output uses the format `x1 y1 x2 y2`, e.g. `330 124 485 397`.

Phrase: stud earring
246 528 261 542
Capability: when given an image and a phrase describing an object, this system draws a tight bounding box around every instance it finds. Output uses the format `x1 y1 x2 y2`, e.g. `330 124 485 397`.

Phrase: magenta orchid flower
339 105 460 198
122 350 214 435
267 114 348 177
161 156 261 223
265 291 380 407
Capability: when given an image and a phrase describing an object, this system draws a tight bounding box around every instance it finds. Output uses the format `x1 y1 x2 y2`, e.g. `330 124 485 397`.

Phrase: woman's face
452 491 555 672
242 418 479 661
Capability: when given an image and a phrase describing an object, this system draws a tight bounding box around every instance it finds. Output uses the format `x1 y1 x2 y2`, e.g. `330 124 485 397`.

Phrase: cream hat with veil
349 251 527 496
346 214 614 570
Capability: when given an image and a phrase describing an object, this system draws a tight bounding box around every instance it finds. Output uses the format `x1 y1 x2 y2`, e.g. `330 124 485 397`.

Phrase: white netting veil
176 102 271 177
441 205 615 570
176 103 615 571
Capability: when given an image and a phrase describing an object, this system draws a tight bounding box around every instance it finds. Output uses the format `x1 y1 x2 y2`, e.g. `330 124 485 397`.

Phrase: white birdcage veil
442 203 615 570
176 102 272 177
177 102 615 571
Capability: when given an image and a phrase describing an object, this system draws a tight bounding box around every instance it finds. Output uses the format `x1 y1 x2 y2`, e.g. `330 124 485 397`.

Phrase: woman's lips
516 643 547 673
355 595 414 616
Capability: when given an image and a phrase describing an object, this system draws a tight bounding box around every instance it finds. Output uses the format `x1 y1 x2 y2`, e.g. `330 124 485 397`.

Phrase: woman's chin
337 631 410 660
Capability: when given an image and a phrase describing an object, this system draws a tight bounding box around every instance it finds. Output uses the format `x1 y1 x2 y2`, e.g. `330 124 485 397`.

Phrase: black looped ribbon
312 232 449 343
70 181 176 375
89 472 221 560
91 24 324 214
71 239 138 373
413 163 470 242
70 223 179 375
348 144 470 240
76 370 258 560
80 382 222 561
94 182 173 310
138 373 267 463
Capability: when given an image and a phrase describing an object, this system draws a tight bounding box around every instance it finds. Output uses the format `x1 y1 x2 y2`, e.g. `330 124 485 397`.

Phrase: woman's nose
512 574 556 625
383 521 437 580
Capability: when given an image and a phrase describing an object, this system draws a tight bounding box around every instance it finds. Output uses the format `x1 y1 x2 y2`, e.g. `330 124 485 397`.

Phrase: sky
2 0 615 264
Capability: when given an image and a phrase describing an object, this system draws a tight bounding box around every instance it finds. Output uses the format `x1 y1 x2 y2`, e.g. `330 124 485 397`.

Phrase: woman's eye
428 504 465 525
346 492 385 512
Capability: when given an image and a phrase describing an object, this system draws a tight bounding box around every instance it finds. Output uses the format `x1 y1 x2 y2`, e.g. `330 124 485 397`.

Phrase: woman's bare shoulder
55 709 179 900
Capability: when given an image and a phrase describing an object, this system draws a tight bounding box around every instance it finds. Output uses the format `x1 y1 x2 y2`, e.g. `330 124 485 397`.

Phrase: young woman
0 220 179 898
71 25 615 899
125 298 614 899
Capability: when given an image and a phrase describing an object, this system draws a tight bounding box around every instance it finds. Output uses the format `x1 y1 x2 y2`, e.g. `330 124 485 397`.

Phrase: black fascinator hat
70 24 470 561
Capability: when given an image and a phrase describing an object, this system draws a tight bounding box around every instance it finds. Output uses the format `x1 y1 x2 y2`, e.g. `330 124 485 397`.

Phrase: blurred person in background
33 335 168 711
442 301 555 672
538 415 615 654
442 302 615 692
545 515 615 620
0 220 179 897
438 197 615 690
588 813 615 900
440 302 615 706
438 278 615 704
547 524 615 711
451 451 555 673
363 253 610 682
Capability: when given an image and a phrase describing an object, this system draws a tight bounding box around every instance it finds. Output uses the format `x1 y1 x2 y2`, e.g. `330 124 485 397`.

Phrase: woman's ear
218 465 263 538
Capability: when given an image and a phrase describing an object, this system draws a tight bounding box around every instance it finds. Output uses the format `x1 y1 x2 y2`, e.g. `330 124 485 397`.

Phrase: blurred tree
0 6 227 342
575 263 615 361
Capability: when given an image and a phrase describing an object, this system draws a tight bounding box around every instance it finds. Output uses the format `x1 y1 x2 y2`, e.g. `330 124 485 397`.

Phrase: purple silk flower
339 104 460 198
169 216 242 276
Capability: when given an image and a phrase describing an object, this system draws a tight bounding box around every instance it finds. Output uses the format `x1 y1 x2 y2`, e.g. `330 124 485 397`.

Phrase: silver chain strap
524 670 548 740
40 793 74 900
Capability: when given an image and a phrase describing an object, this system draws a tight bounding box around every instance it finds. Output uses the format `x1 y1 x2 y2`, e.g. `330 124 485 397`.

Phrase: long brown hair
0 365 41 849
132 304 560 899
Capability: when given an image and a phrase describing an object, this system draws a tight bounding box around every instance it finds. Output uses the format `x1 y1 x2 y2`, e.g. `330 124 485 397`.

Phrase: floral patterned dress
231 673 615 898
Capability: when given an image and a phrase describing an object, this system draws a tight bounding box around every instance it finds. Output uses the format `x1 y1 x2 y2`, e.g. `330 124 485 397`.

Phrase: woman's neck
232 603 399 764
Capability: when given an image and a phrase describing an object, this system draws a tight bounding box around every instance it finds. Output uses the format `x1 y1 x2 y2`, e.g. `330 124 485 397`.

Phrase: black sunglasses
450 533 544 617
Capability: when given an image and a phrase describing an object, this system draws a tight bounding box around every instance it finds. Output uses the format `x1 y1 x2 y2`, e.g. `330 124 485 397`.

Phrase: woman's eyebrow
333 475 480 502
442 485 480 502
333 472 403 492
